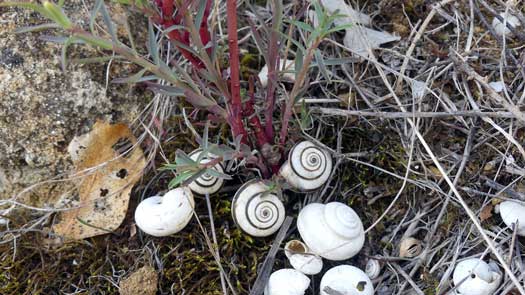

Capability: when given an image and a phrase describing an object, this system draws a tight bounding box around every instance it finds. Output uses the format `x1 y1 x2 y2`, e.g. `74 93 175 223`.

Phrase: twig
249 216 293 295
314 108 517 119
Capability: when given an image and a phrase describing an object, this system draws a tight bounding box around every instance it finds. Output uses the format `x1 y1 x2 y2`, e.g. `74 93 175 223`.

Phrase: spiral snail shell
187 149 225 195
279 141 333 191
297 202 365 260
497 200 525 236
232 180 286 237
320 265 374 295
134 187 195 237
365 258 381 280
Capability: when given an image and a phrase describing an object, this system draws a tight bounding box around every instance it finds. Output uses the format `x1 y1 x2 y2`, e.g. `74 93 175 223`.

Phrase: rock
0 2 148 208
119 266 158 295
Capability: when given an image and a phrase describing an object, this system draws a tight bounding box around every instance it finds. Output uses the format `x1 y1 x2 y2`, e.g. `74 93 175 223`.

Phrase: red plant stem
159 0 204 68
199 0 213 56
245 76 269 148
225 0 248 144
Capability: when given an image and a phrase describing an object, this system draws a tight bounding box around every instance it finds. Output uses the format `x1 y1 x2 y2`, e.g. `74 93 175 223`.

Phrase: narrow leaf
148 20 160 65
314 49 331 82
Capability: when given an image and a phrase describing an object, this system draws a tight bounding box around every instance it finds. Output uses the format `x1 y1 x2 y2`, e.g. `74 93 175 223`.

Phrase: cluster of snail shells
134 187 195 237
452 258 501 295
279 141 333 191
265 264 374 295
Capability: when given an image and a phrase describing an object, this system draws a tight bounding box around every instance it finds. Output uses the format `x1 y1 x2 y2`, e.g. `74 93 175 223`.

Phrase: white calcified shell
264 268 310 295
320 265 374 295
297 202 364 260
258 59 295 88
232 180 285 237
284 240 323 275
499 200 525 236
365 259 381 280
279 141 333 191
134 187 194 236
399 237 423 258
187 149 225 195
492 12 521 37
452 258 502 295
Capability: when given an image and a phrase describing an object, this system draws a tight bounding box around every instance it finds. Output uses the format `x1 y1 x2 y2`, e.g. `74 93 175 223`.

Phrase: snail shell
297 202 365 260
187 149 225 195
452 258 502 295
264 268 310 295
365 258 381 280
284 240 323 275
498 200 525 236
492 12 521 37
399 237 422 258
320 265 374 295
232 180 285 237
279 141 333 191
134 187 194 237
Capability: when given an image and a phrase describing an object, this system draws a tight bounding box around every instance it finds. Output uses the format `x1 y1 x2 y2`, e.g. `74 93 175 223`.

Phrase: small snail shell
232 180 285 237
365 258 381 280
297 202 365 260
187 149 225 195
320 265 374 295
258 59 296 88
399 237 422 258
264 268 310 295
284 240 323 275
452 258 502 295
279 141 333 191
498 200 525 236
134 187 194 237
492 12 521 37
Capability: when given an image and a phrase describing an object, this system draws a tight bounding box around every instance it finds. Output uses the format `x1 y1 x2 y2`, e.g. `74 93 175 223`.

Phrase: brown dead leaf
53 121 146 240
119 266 158 295
479 204 493 222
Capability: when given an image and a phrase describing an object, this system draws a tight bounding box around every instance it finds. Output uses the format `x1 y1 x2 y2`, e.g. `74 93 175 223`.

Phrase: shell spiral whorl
280 141 333 191
232 180 285 237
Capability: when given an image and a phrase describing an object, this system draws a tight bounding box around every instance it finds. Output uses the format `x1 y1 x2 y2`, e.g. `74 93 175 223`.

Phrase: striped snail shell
232 180 285 237
279 141 333 191
187 149 225 195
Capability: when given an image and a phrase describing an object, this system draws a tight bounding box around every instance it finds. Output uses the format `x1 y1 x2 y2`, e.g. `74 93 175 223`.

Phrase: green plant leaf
43 1 73 29
295 47 304 79
15 23 60 34
148 20 160 65
314 49 331 82
285 19 314 33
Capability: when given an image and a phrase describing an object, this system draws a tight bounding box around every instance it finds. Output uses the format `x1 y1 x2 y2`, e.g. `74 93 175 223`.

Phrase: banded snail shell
187 149 225 195
232 180 285 237
279 141 333 191
297 202 365 260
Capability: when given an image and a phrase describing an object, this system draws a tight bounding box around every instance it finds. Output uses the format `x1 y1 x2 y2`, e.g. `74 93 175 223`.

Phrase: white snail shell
320 265 374 295
264 268 310 295
258 58 296 88
279 141 333 191
452 258 502 295
284 240 323 275
187 149 225 195
232 180 286 237
399 237 423 258
492 12 521 37
365 258 381 280
297 202 365 260
134 187 194 237
498 200 525 236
